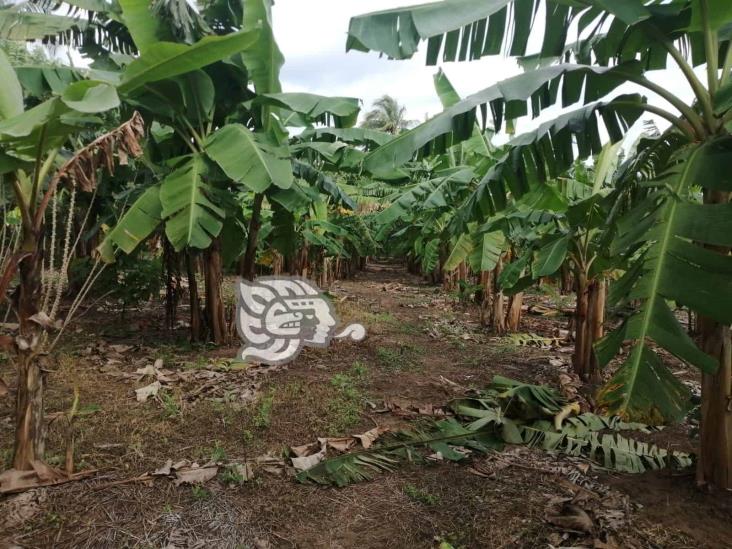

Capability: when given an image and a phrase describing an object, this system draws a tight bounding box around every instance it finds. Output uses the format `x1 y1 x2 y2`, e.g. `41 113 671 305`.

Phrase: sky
271 0 702 142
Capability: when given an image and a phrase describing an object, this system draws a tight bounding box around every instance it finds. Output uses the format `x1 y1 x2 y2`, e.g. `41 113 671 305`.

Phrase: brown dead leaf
171 460 191 470
109 344 133 354
593 536 621 548
0 489 47 531
0 465 94 494
547 503 594 533
321 437 357 452
136 365 158 379
28 312 55 329
0 377 7 398
153 459 173 476
233 462 254 482
291 441 321 457
173 465 218 486
254 454 286 476
135 381 161 402
0 335 14 351
353 427 389 449
291 442 326 472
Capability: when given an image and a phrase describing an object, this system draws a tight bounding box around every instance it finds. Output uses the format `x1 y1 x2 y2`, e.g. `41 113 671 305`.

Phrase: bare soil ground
1 262 731 548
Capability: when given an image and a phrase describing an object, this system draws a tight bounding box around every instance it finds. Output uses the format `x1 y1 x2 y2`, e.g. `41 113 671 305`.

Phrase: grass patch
360 311 423 335
375 345 422 371
254 391 275 429
325 362 369 435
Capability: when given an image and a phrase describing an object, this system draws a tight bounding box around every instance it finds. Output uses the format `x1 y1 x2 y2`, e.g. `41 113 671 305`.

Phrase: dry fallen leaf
291 443 326 472
291 441 321 458
321 437 357 452
136 365 158 379
153 459 173 476
109 344 133 354
547 503 594 533
353 427 389 449
173 465 218 486
135 381 161 402
232 462 254 482
28 312 55 329
0 489 47 531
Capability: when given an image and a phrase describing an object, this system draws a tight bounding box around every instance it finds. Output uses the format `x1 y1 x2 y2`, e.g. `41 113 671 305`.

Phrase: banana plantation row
0 0 731 498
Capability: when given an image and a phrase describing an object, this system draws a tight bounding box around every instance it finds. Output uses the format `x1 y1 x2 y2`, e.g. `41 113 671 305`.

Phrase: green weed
190 486 211 500
160 391 181 418
219 465 246 485
207 441 227 463
254 391 275 429
403 483 439 506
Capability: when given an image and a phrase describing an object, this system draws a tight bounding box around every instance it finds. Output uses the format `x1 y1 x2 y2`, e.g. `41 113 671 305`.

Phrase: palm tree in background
361 95 415 134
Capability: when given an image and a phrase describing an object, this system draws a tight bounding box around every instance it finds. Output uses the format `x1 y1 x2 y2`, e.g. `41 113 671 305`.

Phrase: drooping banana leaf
159 154 224 251
97 185 163 262
291 160 355 210
118 30 259 94
364 63 646 176
256 93 361 128
0 8 86 42
205 123 293 192
347 1 680 67
453 95 644 227
596 140 732 423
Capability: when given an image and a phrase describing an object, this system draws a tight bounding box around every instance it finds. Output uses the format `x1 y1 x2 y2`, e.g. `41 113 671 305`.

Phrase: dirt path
1 262 731 548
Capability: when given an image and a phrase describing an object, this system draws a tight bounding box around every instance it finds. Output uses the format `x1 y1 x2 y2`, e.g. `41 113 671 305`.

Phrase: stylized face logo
236 277 364 365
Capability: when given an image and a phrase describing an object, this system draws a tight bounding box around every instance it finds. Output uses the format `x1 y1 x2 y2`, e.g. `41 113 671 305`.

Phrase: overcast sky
271 0 702 141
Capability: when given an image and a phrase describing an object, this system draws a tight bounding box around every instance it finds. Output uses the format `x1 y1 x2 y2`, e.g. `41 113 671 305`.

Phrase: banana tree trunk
698 322 732 490
573 270 590 380
203 238 226 345
186 251 203 342
479 270 492 327
241 193 264 281
560 264 572 295
491 257 506 335
163 239 179 333
506 292 523 332
698 189 732 490
573 274 605 383
13 229 45 470
586 278 606 382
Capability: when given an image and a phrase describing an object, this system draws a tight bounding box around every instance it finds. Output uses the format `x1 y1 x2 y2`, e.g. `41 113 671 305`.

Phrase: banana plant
97 0 363 343
348 0 732 488
0 46 132 472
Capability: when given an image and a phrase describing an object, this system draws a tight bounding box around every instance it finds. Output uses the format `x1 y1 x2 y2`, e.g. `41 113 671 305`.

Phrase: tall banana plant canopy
345 0 732 425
